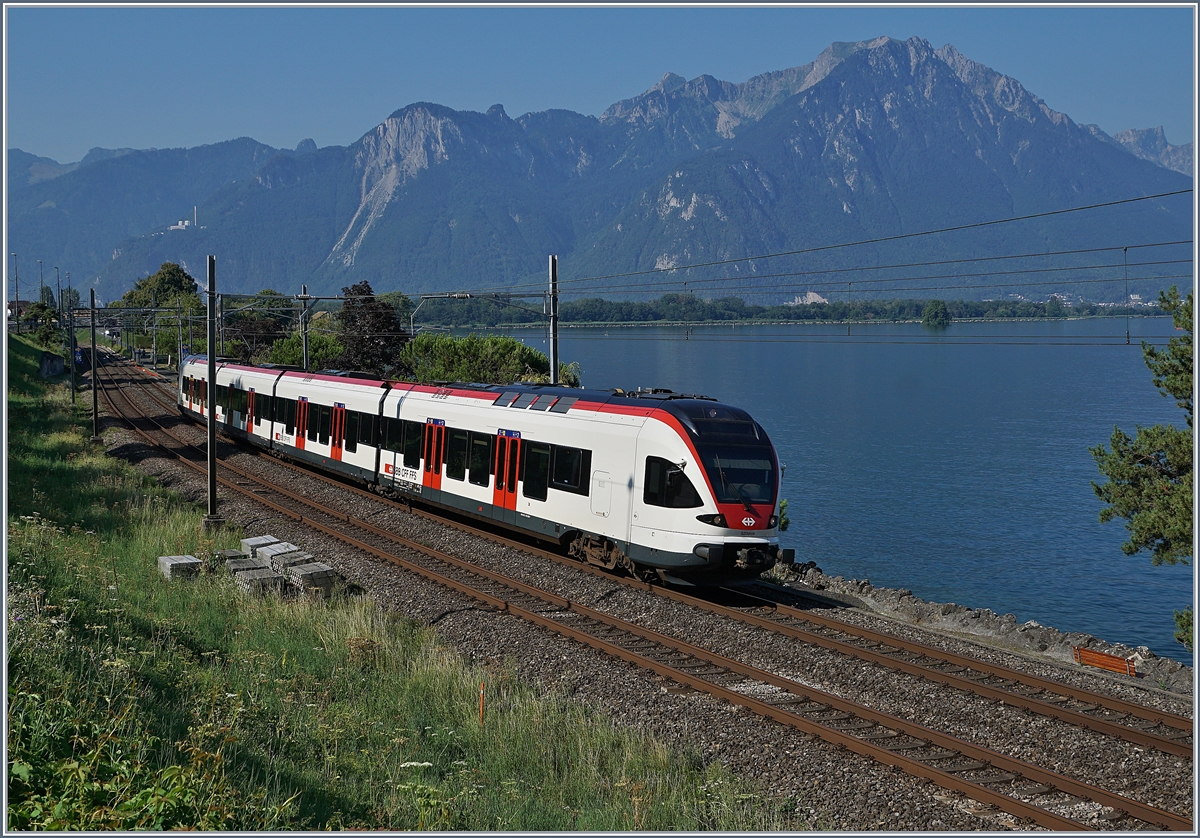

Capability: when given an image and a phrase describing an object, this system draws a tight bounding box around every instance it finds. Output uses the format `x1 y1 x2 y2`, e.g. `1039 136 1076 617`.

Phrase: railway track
92 354 1193 832
116 356 1193 758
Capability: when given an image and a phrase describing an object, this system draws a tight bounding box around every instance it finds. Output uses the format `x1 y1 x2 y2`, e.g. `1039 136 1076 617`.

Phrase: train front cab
627 401 782 583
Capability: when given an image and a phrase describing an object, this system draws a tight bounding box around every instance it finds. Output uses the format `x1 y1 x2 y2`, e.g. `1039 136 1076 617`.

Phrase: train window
445 429 468 481
317 404 332 445
345 411 359 453
380 417 399 450
550 446 591 495
643 456 703 509
359 413 377 448
282 399 297 435
495 437 507 490
522 442 551 501
401 421 423 469
507 440 519 491
306 403 319 442
258 394 272 428
468 432 493 487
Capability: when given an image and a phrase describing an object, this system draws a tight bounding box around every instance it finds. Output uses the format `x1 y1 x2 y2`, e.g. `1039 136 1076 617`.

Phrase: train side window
401 420 423 470
379 417 397 450
283 399 297 435
643 456 703 509
495 437 507 491
445 429 468 481
306 402 318 442
468 432 493 487
507 440 519 491
345 411 359 453
257 394 272 427
550 446 591 495
317 404 332 445
359 413 378 448
522 443 551 501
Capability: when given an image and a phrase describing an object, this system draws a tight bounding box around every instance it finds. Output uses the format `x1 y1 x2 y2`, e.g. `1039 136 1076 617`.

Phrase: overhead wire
465 189 1193 295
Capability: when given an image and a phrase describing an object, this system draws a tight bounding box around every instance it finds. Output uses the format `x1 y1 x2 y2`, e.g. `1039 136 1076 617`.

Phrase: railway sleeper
874 738 929 752
825 719 876 731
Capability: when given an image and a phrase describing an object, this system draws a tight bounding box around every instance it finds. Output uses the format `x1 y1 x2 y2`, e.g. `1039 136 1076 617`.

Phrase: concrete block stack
241 535 280 558
287 561 339 597
158 554 202 580
235 568 286 595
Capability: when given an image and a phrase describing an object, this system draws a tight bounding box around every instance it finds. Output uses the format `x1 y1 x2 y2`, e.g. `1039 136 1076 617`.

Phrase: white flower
399 761 433 768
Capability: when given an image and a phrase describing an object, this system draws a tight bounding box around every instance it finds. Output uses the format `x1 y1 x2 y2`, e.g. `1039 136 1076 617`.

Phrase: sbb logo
742 517 756 527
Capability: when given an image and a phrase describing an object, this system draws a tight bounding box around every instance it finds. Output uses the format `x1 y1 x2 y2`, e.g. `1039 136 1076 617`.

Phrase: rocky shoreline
774 562 1193 696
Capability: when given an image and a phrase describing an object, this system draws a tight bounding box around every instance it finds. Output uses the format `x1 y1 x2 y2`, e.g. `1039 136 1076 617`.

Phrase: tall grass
7 334 808 830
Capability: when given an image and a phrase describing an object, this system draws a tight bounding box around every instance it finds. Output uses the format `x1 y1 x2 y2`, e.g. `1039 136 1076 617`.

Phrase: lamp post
55 266 61 320
38 260 43 309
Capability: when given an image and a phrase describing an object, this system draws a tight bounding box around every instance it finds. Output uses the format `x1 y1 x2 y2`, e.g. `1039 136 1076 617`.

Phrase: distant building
169 205 199 231
784 291 829 306
7 300 33 317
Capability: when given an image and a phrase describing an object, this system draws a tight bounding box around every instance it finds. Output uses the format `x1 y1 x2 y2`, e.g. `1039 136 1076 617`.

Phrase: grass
6 333 809 830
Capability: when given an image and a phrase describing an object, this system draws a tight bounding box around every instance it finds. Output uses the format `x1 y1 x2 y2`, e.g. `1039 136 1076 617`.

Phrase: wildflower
399 762 432 768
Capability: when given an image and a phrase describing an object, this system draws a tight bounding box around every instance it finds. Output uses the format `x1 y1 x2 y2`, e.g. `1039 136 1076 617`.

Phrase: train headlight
768 515 778 528
695 513 727 527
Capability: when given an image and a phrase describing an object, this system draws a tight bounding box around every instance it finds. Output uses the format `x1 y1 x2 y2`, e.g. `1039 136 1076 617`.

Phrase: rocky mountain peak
1114 126 1193 175
653 72 687 95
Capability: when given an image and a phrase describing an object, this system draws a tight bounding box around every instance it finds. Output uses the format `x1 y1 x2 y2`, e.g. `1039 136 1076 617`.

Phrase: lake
529 316 1193 665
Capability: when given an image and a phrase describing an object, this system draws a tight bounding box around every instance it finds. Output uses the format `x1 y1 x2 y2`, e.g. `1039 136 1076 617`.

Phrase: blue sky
4 5 1195 164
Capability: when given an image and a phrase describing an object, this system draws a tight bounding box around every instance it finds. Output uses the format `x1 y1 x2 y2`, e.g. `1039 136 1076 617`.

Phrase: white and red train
177 356 788 584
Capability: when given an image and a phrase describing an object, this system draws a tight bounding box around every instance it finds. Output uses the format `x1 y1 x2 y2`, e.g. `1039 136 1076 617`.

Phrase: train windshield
697 444 777 506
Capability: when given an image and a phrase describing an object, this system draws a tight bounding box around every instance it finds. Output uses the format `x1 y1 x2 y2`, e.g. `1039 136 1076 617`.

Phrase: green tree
377 291 414 327
922 299 950 329
265 329 344 369
397 333 581 386
1091 287 1193 651
223 289 292 362
39 286 56 308
116 263 200 309
335 281 409 377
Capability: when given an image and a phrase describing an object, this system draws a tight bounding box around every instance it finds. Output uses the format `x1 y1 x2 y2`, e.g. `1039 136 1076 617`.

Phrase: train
177 355 790 584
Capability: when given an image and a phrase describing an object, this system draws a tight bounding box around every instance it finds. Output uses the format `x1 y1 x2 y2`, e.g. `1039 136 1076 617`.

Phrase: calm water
532 317 1193 665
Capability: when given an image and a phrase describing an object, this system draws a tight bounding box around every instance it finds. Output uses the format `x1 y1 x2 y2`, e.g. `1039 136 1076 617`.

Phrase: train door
492 430 520 511
422 419 444 491
591 471 612 519
296 397 309 451
330 403 346 461
248 390 256 432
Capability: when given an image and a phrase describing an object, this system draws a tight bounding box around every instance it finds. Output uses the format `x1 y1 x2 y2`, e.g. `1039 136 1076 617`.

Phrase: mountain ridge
6 35 1191 303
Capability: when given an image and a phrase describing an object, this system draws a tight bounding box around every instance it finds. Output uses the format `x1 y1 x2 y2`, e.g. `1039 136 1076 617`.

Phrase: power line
469 189 1193 294
491 239 1194 297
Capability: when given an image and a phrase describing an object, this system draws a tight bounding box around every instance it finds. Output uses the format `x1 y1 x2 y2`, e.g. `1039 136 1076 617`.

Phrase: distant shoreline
437 313 1169 330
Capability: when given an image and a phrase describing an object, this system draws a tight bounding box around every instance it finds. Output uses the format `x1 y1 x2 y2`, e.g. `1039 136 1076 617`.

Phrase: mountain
7 36 1191 304
8 138 285 291
1112 127 1192 176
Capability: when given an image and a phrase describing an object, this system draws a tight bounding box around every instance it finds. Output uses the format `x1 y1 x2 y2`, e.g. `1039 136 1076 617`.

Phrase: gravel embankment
96 366 1194 831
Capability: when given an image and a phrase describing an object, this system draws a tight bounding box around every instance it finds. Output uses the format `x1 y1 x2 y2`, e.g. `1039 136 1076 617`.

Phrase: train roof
188 356 765 439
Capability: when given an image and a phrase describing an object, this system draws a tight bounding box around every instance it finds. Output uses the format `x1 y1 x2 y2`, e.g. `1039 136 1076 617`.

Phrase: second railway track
94 353 1195 832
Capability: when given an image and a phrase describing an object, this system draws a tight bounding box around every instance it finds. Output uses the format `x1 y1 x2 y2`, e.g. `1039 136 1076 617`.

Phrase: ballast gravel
97 366 1195 831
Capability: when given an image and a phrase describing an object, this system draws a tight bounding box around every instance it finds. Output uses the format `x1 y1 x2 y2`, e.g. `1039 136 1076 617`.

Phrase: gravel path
94 364 1195 831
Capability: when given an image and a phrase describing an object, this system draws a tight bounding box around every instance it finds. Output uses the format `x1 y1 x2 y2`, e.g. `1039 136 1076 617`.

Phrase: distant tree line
410 292 1157 328
105 264 578 386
